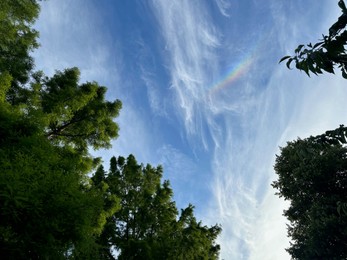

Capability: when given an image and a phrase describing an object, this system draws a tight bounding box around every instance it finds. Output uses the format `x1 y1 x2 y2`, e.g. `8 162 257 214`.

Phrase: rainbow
208 53 255 95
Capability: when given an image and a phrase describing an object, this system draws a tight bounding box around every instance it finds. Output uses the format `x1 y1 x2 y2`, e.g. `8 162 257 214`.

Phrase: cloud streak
151 0 347 259
150 1 292 258
150 0 221 147
215 0 231 17
208 2 347 259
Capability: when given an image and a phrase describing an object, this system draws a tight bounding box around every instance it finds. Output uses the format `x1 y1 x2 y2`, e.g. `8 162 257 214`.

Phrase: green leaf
295 44 304 54
316 67 323 74
322 61 335 73
313 41 324 49
295 61 302 70
301 62 310 77
307 59 317 75
342 68 347 79
279 55 291 63
339 0 347 11
286 58 293 69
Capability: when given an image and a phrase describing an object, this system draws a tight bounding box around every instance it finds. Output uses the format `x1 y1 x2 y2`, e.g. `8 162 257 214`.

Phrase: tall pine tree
92 155 221 260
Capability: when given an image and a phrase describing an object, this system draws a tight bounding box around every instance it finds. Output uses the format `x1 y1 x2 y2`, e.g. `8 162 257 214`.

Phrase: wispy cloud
141 68 169 118
150 1 294 258
205 1 346 259
137 36 172 119
215 0 231 17
150 0 221 146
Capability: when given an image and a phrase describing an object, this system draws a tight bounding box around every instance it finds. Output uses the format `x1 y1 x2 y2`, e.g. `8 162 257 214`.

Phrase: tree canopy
32 68 122 153
0 0 40 98
0 107 115 258
272 126 347 259
280 0 347 78
0 0 122 258
92 155 222 260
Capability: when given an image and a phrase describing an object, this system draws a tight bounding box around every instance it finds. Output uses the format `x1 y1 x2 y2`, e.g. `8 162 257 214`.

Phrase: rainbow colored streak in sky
208 54 255 95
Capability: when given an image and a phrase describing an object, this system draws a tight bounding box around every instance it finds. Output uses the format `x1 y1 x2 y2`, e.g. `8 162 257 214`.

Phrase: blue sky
33 1 347 259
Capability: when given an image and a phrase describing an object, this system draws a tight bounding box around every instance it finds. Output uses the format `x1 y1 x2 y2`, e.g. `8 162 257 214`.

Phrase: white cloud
150 0 221 143
206 71 293 259
157 145 197 181
215 0 231 17
140 63 171 118
150 1 294 258
206 2 347 259
210 64 347 259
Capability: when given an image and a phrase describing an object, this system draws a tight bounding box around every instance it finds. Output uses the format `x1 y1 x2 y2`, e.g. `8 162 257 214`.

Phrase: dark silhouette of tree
273 126 347 259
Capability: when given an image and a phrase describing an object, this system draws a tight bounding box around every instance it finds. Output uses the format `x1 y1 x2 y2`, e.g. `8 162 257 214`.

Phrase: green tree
167 205 222 260
272 126 347 259
0 100 108 259
0 1 123 258
0 68 122 259
280 0 347 78
0 0 40 102
93 155 222 260
32 67 121 153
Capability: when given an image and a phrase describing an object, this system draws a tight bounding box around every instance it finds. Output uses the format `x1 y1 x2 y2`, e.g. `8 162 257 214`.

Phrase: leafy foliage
0 101 110 258
92 155 222 260
272 126 347 259
34 68 121 153
0 1 123 258
0 0 40 96
280 0 347 78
